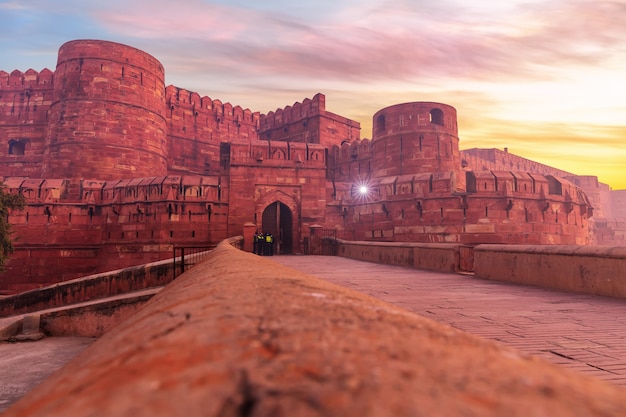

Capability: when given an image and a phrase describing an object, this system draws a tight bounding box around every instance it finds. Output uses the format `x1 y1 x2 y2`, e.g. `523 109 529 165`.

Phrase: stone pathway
272 255 626 386
0 337 94 413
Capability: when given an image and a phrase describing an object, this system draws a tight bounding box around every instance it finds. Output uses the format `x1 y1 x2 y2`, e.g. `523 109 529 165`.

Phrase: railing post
309 224 323 255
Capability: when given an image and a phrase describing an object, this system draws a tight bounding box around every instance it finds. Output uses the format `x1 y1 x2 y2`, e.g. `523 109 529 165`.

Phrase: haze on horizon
1 0 625 189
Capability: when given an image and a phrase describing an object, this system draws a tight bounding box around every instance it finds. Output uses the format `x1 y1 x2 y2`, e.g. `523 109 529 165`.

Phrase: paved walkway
0 337 94 413
272 255 626 387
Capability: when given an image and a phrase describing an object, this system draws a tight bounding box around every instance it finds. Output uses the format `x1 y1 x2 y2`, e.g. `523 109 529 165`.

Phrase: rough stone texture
4 242 626 417
0 39 623 292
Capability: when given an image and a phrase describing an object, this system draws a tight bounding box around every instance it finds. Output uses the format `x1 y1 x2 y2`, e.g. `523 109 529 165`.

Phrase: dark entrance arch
262 202 294 254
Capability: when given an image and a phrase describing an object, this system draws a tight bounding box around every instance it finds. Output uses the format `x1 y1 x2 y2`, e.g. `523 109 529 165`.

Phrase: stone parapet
4 240 626 416
336 239 461 272
0 258 175 317
474 244 626 298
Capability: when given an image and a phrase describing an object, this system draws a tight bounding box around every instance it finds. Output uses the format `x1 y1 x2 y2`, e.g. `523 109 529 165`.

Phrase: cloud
77 0 626 91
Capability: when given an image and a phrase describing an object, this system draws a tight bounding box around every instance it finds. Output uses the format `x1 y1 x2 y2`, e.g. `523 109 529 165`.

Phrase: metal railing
173 246 215 277
308 229 338 255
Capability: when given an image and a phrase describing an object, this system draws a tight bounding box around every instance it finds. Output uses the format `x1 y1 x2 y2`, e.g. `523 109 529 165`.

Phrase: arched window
376 114 386 133
429 108 444 126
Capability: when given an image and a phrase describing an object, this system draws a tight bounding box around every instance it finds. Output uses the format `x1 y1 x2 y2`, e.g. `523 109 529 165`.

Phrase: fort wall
0 69 54 177
165 86 260 176
461 148 575 177
1 175 227 292
259 93 360 146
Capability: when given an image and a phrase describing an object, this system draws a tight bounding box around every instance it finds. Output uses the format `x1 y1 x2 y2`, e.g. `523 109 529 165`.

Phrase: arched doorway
261 202 294 254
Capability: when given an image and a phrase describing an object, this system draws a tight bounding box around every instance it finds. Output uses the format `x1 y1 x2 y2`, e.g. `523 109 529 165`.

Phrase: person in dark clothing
265 233 274 256
253 231 259 255
256 231 265 255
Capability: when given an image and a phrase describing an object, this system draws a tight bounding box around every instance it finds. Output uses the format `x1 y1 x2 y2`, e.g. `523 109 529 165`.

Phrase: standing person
253 230 259 255
256 231 265 255
265 232 274 256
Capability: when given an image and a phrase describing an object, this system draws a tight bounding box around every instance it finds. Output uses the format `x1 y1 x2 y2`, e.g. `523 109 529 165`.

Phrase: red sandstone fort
1 39 625 293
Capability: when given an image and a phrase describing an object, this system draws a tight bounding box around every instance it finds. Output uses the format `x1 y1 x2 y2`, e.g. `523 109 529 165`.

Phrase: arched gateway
257 191 299 254
262 202 294 254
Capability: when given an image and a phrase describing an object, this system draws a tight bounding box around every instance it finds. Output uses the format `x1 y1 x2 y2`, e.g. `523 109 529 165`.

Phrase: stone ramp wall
5 240 626 417
0 258 175 317
39 290 158 338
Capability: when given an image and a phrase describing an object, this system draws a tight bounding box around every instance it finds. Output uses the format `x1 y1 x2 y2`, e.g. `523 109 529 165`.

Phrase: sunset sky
2 0 625 189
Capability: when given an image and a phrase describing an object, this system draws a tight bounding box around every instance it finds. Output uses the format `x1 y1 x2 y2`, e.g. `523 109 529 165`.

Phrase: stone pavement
272 255 626 387
0 337 94 413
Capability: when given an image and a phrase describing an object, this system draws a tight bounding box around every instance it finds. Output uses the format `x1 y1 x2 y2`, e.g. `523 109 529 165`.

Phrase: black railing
308 229 337 255
173 246 215 277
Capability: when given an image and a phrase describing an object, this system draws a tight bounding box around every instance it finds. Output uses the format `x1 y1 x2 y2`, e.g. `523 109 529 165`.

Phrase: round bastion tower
370 102 465 192
42 40 168 180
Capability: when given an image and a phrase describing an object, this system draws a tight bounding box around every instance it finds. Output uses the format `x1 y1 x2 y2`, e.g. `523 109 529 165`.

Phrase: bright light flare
353 178 374 203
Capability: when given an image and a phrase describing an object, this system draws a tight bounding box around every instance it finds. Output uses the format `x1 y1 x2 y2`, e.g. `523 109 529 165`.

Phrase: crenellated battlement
259 93 325 131
0 68 54 89
165 85 260 127
337 138 372 161
3 175 221 206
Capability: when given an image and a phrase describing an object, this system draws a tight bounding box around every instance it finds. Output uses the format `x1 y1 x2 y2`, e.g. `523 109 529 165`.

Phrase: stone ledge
4 241 626 416
474 244 626 298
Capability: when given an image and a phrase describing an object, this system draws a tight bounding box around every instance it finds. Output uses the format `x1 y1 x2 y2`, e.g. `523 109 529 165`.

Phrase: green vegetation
0 183 25 270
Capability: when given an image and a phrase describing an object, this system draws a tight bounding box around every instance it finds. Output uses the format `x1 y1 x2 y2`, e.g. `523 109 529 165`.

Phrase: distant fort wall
461 147 617 222
259 93 360 146
1 175 227 292
328 170 592 246
165 86 260 176
0 69 54 178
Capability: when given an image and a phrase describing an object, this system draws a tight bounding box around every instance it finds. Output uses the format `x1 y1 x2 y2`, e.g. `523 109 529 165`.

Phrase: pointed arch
256 190 300 254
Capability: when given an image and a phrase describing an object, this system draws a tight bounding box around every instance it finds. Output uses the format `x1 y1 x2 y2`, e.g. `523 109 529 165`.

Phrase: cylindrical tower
42 40 167 180
370 102 461 179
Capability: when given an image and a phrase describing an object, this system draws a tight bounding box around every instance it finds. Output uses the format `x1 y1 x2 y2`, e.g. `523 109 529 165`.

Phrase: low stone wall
0 260 174 317
6 240 626 417
474 245 626 298
0 238 242 318
39 291 157 338
336 239 460 272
